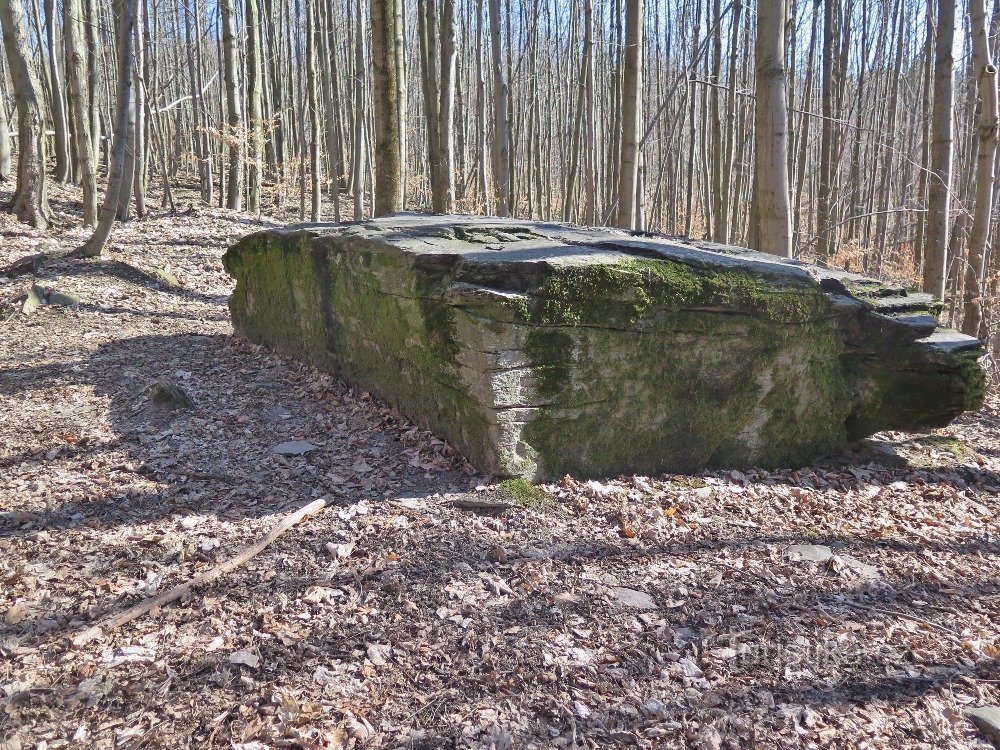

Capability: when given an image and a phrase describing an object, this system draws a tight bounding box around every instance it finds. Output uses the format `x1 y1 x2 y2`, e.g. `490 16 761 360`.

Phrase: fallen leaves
1 182 999 749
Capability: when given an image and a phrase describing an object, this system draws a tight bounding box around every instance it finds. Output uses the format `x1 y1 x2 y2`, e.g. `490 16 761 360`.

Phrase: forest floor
1 183 999 750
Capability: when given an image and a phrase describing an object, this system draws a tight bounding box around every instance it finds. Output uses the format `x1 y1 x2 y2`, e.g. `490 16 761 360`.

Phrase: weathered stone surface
222 215 985 480
966 706 1000 747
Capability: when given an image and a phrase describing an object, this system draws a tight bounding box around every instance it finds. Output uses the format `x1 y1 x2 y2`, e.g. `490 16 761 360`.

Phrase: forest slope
1 185 999 749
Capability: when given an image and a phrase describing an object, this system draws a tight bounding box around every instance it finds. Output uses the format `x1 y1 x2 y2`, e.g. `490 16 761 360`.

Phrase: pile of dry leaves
1 183 998 749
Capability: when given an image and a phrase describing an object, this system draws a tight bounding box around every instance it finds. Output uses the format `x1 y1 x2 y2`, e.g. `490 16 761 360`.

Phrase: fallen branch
0 249 71 278
72 498 327 646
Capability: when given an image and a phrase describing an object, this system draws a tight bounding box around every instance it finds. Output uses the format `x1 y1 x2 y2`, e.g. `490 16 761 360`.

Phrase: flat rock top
281 214 815 280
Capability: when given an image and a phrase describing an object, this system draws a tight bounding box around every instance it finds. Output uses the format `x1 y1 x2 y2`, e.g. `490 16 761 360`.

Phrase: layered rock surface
223 215 985 480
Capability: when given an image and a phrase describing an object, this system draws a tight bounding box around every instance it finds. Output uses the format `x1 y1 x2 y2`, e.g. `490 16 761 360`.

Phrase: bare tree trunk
84 0 99 167
924 0 956 301
0 90 10 181
418 0 441 210
962 0 997 337
488 0 510 215
64 0 96 226
751 0 792 256
78 0 137 257
394 0 406 207
43 0 69 183
816 0 836 259
352 0 366 219
305 0 321 220
246 0 264 215
0 0 50 228
615 0 643 229
131 0 147 218
582 0 596 225
475 0 490 213
371 0 401 215
220 0 243 209
439 0 456 212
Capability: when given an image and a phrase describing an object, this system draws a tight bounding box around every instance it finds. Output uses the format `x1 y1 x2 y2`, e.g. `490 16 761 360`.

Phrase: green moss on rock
224 217 986 481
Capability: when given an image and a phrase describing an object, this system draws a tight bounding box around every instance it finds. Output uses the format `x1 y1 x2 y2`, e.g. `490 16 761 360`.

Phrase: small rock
47 289 82 308
641 698 668 719
786 544 833 563
326 542 354 559
835 553 881 579
610 586 657 610
151 269 181 288
271 440 318 455
21 284 45 314
228 649 260 669
366 644 389 666
150 380 193 408
966 706 1000 745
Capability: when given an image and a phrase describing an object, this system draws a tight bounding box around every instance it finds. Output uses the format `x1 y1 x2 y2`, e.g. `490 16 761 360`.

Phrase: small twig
843 602 960 637
72 498 326 645
447 498 513 514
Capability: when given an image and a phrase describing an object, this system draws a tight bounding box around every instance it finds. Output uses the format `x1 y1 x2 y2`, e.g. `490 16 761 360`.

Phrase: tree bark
220 0 243 210
305 0 322 220
488 0 511 216
924 0 956 300
78 0 137 257
0 0 50 228
246 0 265 215
439 0 457 212
615 0 643 229
0 89 10 181
64 0 96 226
962 0 997 337
43 0 69 183
371 0 402 215
751 0 792 257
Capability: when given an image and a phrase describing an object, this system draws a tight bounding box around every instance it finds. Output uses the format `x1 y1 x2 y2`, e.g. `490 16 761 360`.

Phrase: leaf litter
0 182 998 748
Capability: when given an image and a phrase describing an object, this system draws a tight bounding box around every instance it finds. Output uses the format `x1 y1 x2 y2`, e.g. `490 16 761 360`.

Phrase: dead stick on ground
72 499 327 646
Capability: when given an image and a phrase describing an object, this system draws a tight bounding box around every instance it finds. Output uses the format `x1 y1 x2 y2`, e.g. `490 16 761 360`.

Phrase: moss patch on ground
498 478 551 508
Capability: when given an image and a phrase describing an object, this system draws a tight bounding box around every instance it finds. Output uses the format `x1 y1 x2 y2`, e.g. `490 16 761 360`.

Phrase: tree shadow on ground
2 330 998 747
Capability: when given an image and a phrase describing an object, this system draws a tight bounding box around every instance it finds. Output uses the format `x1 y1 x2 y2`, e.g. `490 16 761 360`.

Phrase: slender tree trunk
0 0 50 228
751 0 792 256
924 0 956 300
582 0 597 226
305 0 321 220
246 0 264 214
64 0 96 226
131 0 147 218
220 0 243 209
371 0 401 215
488 0 510 215
439 0 456 212
615 0 643 229
475 0 490 213
352 0 366 219
0 89 10 181
394 0 406 207
962 0 997 336
43 0 69 183
816 0 836 259
78 0 137 257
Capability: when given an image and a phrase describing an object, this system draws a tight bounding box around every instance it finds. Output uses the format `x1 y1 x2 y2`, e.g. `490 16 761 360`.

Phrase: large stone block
223 215 985 480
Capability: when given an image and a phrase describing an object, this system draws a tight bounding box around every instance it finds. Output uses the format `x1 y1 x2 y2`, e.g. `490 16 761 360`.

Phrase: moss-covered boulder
223 215 985 480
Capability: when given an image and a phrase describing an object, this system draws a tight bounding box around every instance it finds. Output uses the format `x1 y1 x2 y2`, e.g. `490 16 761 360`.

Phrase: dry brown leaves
0 183 998 749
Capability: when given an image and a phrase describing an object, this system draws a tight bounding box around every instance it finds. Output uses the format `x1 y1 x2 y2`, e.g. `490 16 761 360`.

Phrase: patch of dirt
1 182 999 749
